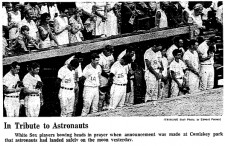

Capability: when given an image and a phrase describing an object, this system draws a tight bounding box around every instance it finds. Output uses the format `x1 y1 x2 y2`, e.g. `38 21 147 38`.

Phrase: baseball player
3 61 22 117
169 49 188 97
22 62 43 117
183 39 200 93
57 58 79 117
144 43 163 104
98 45 115 111
81 53 102 116
166 37 185 65
65 53 83 116
117 46 136 106
108 54 132 109
197 36 216 91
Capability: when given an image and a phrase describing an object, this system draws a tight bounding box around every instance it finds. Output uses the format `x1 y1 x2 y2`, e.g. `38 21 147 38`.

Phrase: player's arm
100 67 109 78
3 85 21 94
198 49 212 62
184 60 199 76
108 73 114 86
170 71 182 88
145 59 161 80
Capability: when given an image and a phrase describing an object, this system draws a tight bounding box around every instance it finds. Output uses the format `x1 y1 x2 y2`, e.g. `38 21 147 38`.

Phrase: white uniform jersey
23 73 42 91
83 63 102 87
183 49 200 71
161 57 168 77
110 61 128 84
58 65 75 88
99 52 114 73
144 47 162 73
169 59 187 79
197 41 214 65
3 72 20 96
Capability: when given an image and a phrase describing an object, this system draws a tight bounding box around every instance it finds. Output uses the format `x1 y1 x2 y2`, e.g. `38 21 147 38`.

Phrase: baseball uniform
117 49 135 105
166 44 185 65
144 47 162 102
23 73 42 117
169 59 187 97
3 71 21 117
98 52 114 111
183 49 200 93
65 55 83 116
197 41 215 90
81 63 102 116
58 65 76 117
108 61 128 109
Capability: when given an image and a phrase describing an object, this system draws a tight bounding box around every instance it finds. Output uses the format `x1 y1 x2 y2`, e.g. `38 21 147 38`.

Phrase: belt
85 86 98 88
29 94 40 96
5 96 19 98
60 87 74 90
201 64 213 65
114 83 127 86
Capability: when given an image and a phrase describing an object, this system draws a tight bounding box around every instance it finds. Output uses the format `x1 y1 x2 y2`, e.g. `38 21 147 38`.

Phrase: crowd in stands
2 1 223 57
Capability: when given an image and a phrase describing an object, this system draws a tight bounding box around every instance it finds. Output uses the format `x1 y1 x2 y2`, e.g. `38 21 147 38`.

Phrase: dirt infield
89 88 223 117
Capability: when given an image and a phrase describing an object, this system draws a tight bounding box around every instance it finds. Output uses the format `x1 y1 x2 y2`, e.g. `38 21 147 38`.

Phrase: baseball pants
58 89 75 117
144 71 159 102
81 86 99 116
170 79 183 97
109 84 127 109
25 95 40 117
186 71 200 93
200 65 214 91
4 97 20 117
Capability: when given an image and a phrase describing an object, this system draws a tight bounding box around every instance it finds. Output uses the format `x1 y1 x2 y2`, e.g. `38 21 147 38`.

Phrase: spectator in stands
20 5 39 50
121 2 138 34
40 2 49 15
92 2 107 38
147 1 158 29
8 3 21 40
189 4 205 29
38 13 59 49
68 8 84 43
3 26 10 57
166 1 186 28
155 2 168 28
49 2 60 21
113 3 122 34
11 25 38 54
105 2 118 37
2 2 9 27
54 8 71 46
29 3 41 25
76 2 95 40
216 2 223 24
